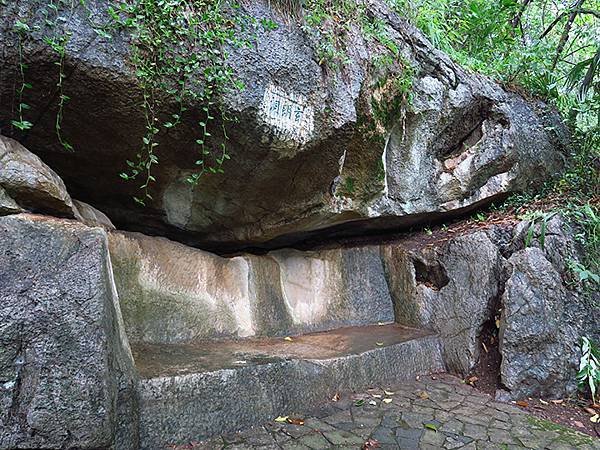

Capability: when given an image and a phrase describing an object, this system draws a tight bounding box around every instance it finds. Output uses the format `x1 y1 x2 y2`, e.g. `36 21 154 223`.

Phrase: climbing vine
11 20 32 132
110 0 251 204
44 0 74 151
9 0 260 205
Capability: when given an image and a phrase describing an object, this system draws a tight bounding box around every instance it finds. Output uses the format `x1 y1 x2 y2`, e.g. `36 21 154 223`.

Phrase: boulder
382 215 598 399
0 134 116 230
0 186 23 215
0 214 137 449
0 1 567 251
382 231 506 375
499 248 579 399
0 135 76 218
499 215 599 399
73 199 115 230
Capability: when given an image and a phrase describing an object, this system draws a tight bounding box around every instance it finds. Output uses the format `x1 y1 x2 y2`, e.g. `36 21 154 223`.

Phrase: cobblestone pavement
189 375 600 450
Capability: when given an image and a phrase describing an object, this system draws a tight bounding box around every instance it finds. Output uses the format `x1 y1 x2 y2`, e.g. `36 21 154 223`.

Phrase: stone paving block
370 426 396 444
322 430 364 446
303 418 337 433
296 432 331 449
439 418 464 434
323 410 353 426
280 442 311 450
196 376 600 450
491 409 511 422
395 427 423 449
490 418 512 430
463 423 488 441
488 427 519 445
401 412 434 428
455 413 491 427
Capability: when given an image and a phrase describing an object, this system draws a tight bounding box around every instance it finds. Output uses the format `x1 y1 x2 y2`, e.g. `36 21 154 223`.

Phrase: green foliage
301 0 360 70
342 176 355 195
564 203 600 285
398 0 598 289
10 0 272 204
11 20 33 132
521 210 557 249
109 0 250 204
371 61 415 129
577 336 600 403
11 1 74 147
392 0 599 193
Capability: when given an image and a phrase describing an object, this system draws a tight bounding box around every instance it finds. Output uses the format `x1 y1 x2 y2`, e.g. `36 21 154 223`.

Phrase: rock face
0 211 596 448
382 215 599 400
0 134 116 229
109 213 597 401
109 231 394 343
0 1 567 251
0 214 137 449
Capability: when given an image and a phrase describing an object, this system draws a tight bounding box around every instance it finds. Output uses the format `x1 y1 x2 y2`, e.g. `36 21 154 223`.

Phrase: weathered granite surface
0 214 137 449
382 231 505 375
0 1 567 251
0 134 115 229
108 231 395 343
0 135 76 218
381 215 599 400
0 212 596 448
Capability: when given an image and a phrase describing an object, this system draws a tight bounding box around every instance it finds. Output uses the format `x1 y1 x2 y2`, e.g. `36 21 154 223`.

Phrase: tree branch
551 0 586 70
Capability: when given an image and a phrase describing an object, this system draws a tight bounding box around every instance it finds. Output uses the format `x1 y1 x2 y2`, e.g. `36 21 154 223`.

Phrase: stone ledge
134 327 445 448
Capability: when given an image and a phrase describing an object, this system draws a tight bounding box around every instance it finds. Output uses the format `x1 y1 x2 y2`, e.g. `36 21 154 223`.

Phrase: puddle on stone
132 324 434 378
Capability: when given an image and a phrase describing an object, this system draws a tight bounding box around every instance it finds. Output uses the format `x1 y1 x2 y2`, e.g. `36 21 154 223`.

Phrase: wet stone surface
181 376 599 450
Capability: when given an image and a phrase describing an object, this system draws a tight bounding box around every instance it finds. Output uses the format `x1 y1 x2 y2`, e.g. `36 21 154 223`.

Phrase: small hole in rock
413 259 449 290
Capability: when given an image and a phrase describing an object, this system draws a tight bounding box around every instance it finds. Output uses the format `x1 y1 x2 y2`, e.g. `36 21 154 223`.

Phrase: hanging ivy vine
111 0 251 205
9 0 261 205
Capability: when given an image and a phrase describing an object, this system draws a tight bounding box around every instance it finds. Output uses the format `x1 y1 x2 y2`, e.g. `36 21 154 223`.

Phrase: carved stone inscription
260 84 314 142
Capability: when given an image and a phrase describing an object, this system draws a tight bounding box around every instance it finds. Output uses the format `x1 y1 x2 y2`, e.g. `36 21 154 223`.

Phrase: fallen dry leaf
331 393 340 402
384 390 395 396
584 407 597 415
539 399 549 405
573 420 585 428
550 399 564 405
383 398 393 404
591 414 599 424
274 416 288 423
466 376 479 385
287 417 305 426
417 391 429 400
284 336 293 342
516 401 529 408
372 394 382 398
376 342 384 346
369 400 377 406
362 438 380 449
